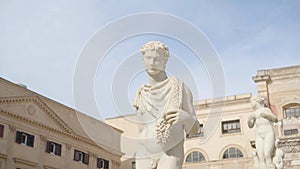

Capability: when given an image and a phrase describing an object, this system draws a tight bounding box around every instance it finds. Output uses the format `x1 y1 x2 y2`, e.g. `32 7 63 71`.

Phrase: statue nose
149 59 155 66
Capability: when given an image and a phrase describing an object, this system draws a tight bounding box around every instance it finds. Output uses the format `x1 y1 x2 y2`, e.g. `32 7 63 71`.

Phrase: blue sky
1 0 300 119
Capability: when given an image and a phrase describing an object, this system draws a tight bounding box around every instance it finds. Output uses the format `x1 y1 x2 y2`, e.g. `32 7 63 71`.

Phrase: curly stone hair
140 41 169 59
250 96 265 105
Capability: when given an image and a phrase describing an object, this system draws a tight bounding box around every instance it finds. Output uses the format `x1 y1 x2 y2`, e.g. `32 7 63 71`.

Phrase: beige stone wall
253 65 300 168
2 64 300 169
107 93 256 169
107 65 300 169
0 77 122 169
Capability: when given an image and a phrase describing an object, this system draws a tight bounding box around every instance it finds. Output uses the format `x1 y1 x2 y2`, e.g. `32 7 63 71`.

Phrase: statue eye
145 56 151 60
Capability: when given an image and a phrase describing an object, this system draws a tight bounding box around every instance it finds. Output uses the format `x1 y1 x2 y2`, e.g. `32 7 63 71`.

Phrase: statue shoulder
173 77 192 97
170 76 183 84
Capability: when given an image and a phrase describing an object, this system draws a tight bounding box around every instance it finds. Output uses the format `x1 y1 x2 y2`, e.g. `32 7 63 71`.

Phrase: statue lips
146 67 162 75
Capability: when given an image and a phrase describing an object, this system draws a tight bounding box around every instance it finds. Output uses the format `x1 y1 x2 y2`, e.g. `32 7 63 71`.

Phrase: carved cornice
0 96 73 134
193 93 251 111
278 138 300 153
0 108 96 148
0 96 122 158
14 157 38 167
0 153 7 159
269 65 300 77
254 65 300 81
252 74 271 83
44 166 59 169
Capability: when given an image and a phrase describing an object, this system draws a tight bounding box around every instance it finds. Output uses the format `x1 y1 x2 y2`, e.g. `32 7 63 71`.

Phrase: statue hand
165 110 190 125
247 114 256 128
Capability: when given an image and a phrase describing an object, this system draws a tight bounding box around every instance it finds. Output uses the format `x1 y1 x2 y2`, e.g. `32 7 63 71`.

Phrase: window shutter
100 159 104 168
55 144 62 156
74 150 80 161
15 131 22 144
97 158 102 168
83 153 89 164
46 141 51 153
27 134 35 147
0 124 4 138
104 160 109 169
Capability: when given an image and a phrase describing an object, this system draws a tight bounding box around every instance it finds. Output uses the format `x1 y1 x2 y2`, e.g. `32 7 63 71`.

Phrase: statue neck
147 71 168 86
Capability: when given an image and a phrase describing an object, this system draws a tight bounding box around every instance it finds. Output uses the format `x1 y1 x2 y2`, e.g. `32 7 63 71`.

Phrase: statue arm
133 86 145 134
262 108 278 123
182 84 200 135
247 114 256 128
164 84 199 134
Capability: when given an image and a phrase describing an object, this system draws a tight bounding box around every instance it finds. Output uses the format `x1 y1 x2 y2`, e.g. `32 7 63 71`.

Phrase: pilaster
6 124 16 169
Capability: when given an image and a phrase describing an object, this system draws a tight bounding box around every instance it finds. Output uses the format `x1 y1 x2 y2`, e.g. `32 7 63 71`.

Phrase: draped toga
133 76 199 153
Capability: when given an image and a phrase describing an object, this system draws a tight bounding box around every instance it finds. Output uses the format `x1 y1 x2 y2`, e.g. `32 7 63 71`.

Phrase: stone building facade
253 65 300 168
0 78 123 169
106 65 300 169
1 64 299 169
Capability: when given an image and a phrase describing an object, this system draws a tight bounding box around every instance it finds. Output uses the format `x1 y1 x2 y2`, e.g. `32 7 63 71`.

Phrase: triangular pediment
0 96 73 134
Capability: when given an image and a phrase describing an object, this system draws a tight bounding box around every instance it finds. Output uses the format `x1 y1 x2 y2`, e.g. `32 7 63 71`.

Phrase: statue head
141 41 169 76
141 41 169 59
250 96 265 109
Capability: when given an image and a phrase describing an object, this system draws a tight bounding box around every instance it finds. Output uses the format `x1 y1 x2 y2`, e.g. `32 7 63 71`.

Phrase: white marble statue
133 41 200 169
248 96 278 169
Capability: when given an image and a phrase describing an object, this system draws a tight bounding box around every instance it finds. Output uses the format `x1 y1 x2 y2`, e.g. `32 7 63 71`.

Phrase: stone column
65 144 72 169
252 70 271 104
112 160 121 169
88 152 97 169
6 124 16 169
38 135 47 169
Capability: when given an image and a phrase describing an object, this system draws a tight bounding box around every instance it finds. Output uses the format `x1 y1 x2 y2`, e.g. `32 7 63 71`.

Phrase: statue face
143 50 168 76
251 101 257 109
251 100 262 109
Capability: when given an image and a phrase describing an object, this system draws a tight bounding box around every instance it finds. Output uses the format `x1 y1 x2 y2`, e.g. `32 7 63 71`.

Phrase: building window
187 124 204 138
284 129 298 136
222 119 241 134
74 150 89 164
0 124 4 138
223 147 243 159
15 131 34 147
97 158 109 169
284 103 300 118
185 151 205 163
46 141 62 156
132 161 136 169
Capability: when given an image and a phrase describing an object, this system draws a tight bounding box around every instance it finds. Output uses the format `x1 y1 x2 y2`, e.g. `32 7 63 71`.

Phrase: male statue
133 41 200 169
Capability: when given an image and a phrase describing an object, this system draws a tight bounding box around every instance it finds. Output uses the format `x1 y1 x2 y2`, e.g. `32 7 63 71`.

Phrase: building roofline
0 77 123 133
255 64 300 77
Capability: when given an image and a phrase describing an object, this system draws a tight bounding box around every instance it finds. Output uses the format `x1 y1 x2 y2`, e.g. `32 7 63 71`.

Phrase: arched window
284 103 300 118
185 151 205 163
222 147 243 159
